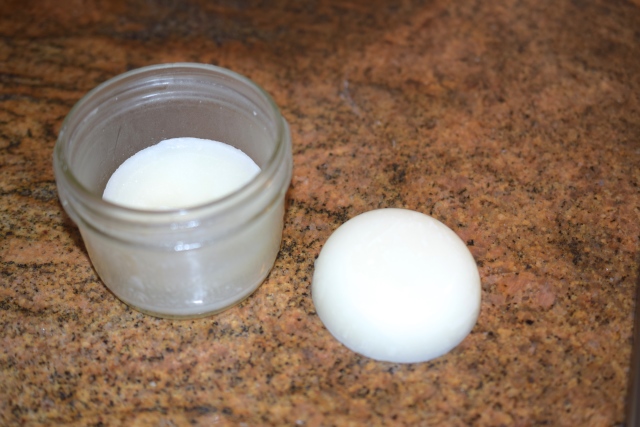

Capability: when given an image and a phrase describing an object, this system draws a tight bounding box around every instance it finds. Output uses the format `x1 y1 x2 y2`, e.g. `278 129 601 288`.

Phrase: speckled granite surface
1 0 639 425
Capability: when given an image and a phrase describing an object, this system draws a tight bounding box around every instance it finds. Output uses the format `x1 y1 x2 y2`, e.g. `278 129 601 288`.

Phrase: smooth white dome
312 208 481 363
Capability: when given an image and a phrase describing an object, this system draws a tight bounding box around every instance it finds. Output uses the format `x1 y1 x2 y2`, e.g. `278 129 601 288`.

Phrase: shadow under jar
54 63 293 319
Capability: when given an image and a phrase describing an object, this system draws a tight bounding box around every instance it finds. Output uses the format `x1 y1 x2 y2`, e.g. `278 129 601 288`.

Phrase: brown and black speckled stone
1 0 639 426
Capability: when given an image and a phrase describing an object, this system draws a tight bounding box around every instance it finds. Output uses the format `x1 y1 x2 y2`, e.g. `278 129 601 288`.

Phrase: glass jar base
118 290 257 319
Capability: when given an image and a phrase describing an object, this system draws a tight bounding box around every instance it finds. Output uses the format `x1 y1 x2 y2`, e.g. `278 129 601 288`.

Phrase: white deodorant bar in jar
103 137 260 210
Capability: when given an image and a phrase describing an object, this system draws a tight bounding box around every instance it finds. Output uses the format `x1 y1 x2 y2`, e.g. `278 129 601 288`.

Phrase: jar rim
54 62 289 223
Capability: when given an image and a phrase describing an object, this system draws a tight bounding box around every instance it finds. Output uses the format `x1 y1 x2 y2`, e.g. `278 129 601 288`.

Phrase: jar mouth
54 63 289 225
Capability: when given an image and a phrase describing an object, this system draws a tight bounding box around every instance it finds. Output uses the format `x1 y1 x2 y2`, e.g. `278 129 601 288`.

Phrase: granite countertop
2 0 640 425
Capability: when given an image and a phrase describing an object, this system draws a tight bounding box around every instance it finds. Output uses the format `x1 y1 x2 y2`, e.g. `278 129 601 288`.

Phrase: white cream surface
103 137 260 209
312 208 481 363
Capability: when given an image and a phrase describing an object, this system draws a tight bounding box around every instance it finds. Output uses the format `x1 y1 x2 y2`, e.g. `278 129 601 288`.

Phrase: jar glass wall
54 63 292 318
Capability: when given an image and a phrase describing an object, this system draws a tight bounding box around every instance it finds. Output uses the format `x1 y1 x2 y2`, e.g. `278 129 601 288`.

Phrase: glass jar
54 63 292 319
